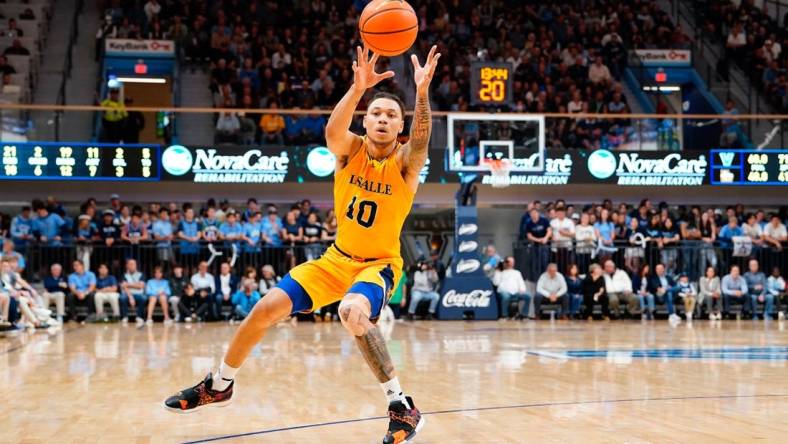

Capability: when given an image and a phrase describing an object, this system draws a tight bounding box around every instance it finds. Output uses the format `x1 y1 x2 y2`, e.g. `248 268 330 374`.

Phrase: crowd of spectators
508 198 787 323
94 0 700 148
701 0 788 112
0 193 787 330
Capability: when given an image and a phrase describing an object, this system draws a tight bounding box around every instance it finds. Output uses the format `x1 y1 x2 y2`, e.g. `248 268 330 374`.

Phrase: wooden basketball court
3 320 787 443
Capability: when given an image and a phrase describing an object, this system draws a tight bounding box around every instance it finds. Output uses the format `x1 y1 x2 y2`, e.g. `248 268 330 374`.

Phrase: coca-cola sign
441 289 492 308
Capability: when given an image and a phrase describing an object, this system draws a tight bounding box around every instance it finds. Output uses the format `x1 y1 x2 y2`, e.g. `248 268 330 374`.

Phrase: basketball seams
360 36 415 56
360 24 418 35
360 7 416 30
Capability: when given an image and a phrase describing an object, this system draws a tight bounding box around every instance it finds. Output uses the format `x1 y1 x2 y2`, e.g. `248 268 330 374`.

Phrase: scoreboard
710 149 788 185
0 142 160 181
470 61 513 106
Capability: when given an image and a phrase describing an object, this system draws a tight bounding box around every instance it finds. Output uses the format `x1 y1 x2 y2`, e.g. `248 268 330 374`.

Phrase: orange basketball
359 0 418 57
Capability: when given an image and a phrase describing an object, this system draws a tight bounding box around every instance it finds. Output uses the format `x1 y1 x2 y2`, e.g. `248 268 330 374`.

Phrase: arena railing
512 239 787 283
20 243 320 283
0 104 785 151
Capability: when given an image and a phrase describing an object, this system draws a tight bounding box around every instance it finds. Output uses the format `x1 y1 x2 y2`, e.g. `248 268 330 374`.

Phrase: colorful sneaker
163 373 233 413
382 396 424 444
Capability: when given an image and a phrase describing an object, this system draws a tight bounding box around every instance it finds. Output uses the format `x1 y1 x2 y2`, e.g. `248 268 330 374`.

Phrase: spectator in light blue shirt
261 206 283 247
718 216 744 249
722 265 750 318
67 259 96 318
144 266 172 324
242 212 264 253
121 259 146 322
231 278 261 320
152 208 174 264
220 210 244 249
10 206 34 248
177 207 202 259
34 206 66 246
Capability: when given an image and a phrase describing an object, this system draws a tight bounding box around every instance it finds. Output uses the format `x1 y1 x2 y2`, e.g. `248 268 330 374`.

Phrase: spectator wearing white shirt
588 57 612 85
550 205 575 272
190 261 215 320
742 213 763 248
574 213 596 273
766 266 785 319
143 0 162 24
407 262 440 320
493 256 530 319
602 260 635 318
534 263 568 319
762 215 787 251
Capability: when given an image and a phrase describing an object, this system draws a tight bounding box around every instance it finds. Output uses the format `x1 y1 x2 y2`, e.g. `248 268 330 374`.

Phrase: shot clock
0 142 160 181
470 62 513 106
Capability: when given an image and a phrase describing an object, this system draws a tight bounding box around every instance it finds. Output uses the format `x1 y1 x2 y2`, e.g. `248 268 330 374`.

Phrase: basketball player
164 45 440 444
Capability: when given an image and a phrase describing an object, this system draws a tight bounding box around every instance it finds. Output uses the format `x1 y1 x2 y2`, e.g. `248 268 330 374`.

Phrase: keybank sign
162 145 289 183
588 149 707 186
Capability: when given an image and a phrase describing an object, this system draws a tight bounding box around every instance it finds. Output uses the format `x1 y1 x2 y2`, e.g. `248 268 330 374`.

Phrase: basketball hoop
485 159 512 188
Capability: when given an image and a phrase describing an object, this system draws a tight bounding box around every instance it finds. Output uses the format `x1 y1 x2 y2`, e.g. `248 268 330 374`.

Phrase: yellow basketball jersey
334 138 414 260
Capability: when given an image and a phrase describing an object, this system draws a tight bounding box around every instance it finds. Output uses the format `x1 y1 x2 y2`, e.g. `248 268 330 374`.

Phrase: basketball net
485 159 512 188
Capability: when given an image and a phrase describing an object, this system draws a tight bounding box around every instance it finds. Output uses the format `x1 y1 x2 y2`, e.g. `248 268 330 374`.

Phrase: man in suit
649 263 681 323
214 261 239 321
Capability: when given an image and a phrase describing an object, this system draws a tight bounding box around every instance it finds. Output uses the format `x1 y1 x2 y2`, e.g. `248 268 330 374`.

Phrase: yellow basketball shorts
276 245 403 318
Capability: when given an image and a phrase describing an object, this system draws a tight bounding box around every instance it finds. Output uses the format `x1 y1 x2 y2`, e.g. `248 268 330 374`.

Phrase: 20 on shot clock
0 142 161 181
470 61 513 106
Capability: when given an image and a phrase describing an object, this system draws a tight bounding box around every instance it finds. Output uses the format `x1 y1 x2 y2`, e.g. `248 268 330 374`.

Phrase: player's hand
352 46 394 92
412 45 441 96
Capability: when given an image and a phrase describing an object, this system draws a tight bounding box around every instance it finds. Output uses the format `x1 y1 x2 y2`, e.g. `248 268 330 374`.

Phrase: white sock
212 361 238 391
381 376 409 408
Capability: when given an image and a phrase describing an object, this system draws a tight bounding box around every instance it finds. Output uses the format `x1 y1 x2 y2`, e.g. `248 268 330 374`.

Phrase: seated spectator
168 264 192 322
565 264 584 319
744 259 770 320
722 265 749 319
321 209 338 244
633 264 655 320
407 261 440 321
120 258 146 324
2 18 23 38
490 256 528 320
258 264 281 296
0 285 9 326
214 262 238 321
767 267 786 319
582 263 609 321
43 263 68 323
259 101 286 144
231 278 261 321
588 57 612 85
10 205 34 248
676 273 697 321
94 263 120 321
144 266 172 324
1 259 47 328
215 111 241 143
534 262 567 320
603 260 635 318
700 266 722 321
67 259 96 322
481 245 502 280
0 55 15 75
1 239 25 273
650 263 680 323
299 109 327 143
762 215 787 251
4 39 30 56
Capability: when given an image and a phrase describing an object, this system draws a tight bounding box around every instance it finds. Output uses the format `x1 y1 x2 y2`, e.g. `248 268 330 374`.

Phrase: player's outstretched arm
403 45 440 191
325 46 394 160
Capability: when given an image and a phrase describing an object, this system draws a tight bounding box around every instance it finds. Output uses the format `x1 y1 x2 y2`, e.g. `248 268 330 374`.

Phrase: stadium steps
30 0 84 141
176 70 214 146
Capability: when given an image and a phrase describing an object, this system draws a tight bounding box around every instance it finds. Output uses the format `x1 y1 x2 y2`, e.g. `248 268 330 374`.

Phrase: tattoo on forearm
355 326 395 383
409 94 432 152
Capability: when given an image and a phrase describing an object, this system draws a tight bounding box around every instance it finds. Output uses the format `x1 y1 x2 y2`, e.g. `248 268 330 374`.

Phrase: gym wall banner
160 144 445 184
